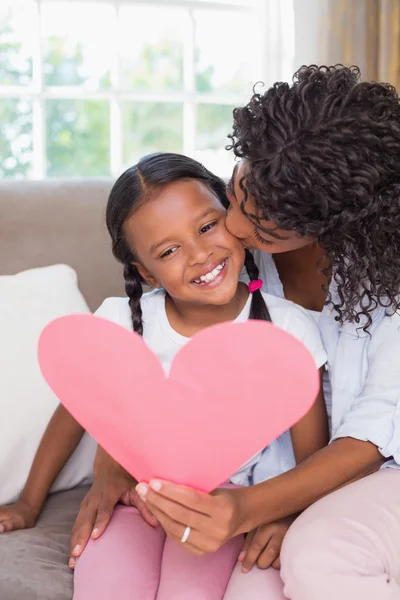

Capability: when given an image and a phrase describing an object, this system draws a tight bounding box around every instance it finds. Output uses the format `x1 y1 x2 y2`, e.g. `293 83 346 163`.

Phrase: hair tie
248 279 263 293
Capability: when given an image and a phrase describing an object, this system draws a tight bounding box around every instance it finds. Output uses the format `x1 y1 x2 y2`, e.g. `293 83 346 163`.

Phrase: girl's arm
290 370 329 464
0 405 84 532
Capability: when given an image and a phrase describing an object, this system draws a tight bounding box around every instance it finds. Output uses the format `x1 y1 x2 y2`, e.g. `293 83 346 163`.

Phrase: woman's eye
253 228 273 246
200 220 217 234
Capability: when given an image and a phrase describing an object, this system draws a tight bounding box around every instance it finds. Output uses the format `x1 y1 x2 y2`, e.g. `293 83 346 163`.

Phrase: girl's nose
187 241 213 266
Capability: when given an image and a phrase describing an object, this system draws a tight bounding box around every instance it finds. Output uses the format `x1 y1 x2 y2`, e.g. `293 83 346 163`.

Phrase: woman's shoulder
94 289 165 330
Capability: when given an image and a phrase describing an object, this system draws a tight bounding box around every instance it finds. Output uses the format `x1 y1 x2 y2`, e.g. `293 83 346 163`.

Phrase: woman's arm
138 312 399 554
0 405 84 532
137 437 384 555
237 436 384 532
290 370 329 464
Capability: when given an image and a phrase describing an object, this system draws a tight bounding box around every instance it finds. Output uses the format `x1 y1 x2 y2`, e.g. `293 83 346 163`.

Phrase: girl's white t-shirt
95 289 326 486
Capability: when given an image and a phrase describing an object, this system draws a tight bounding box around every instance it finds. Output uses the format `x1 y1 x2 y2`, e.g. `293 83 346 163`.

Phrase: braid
123 263 144 336
245 250 272 322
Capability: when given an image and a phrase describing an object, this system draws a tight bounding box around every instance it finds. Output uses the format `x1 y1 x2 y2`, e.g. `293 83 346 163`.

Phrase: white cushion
0 264 97 505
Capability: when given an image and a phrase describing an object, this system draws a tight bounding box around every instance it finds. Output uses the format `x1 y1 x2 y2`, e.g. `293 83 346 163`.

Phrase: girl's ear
132 262 161 289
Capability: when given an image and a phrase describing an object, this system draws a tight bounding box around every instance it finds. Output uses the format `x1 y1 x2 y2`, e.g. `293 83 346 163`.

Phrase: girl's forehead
139 179 223 217
123 179 225 242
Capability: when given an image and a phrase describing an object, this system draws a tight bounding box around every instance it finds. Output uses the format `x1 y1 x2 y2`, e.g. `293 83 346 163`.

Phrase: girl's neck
165 282 249 338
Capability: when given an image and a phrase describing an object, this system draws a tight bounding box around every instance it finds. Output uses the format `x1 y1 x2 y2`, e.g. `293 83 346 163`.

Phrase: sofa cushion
0 487 88 600
0 178 123 312
0 265 97 505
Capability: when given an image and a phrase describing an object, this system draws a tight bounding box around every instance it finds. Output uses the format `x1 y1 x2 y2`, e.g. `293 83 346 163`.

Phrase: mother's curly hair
228 65 400 328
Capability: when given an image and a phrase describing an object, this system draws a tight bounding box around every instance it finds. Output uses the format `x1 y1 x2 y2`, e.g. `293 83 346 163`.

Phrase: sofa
0 179 124 600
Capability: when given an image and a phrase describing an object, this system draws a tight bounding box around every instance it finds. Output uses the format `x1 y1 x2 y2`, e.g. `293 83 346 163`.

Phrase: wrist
18 494 42 519
93 446 118 477
93 447 132 483
235 482 273 534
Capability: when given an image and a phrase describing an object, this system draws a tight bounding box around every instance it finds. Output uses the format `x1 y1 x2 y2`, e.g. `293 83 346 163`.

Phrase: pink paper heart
38 315 318 492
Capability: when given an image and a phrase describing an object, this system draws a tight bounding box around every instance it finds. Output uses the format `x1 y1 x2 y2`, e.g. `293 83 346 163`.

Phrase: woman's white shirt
253 250 400 468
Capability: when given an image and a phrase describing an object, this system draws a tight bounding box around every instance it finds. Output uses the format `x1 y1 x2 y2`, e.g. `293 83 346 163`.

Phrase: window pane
0 98 33 178
46 100 110 177
0 2 35 86
189 0 259 5
195 10 256 93
42 2 114 89
119 6 187 92
196 104 236 177
122 102 183 167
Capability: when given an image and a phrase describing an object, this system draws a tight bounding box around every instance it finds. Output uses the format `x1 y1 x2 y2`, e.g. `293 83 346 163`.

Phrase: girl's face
124 179 245 306
225 160 313 253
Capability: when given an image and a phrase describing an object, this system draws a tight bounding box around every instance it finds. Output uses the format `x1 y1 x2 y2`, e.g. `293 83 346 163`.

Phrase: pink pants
73 505 243 600
225 469 400 599
75 470 400 599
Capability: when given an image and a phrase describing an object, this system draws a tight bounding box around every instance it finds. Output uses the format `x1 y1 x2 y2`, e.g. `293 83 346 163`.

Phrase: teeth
199 261 225 283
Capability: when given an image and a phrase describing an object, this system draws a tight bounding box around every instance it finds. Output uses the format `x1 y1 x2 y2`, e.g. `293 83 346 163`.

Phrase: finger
242 528 273 573
272 556 281 570
0 517 24 533
147 507 221 555
257 534 282 570
238 530 256 562
144 493 213 536
68 557 76 570
70 508 97 559
90 496 118 539
137 480 214 516
136 502 159 528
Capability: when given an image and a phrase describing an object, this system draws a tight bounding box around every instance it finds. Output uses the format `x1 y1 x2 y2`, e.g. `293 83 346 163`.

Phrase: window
0 0 294 179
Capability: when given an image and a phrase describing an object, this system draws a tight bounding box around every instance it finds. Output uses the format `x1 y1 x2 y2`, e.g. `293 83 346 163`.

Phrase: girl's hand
0 499 39 533
239 516 296 573
69 465 158 569
136 480 244 556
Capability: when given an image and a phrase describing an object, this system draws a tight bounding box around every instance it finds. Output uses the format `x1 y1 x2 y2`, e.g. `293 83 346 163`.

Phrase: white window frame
0 0 294 179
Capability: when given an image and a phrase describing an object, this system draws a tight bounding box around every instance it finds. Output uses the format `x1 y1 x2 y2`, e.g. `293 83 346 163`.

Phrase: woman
70 66 400 599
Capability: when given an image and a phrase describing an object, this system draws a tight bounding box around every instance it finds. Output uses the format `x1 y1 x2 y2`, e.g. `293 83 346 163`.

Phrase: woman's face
225 160 313 253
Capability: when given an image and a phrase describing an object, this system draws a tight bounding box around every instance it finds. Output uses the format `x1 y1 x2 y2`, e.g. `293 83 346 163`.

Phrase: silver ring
181 526 191 544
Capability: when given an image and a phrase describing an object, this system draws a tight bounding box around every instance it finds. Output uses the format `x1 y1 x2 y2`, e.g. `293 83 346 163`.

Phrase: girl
0 153 328 600
115 66 400 600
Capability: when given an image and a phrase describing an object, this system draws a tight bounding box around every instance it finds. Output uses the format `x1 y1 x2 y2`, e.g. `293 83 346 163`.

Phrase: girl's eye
253 228 273 246
160 247 178 259
200 220 217 234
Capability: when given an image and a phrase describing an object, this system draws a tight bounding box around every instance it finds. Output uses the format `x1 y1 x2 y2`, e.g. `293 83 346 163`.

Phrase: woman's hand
69 453 158 569
0 499 39 533
238 516 296 573
136 480 244 556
